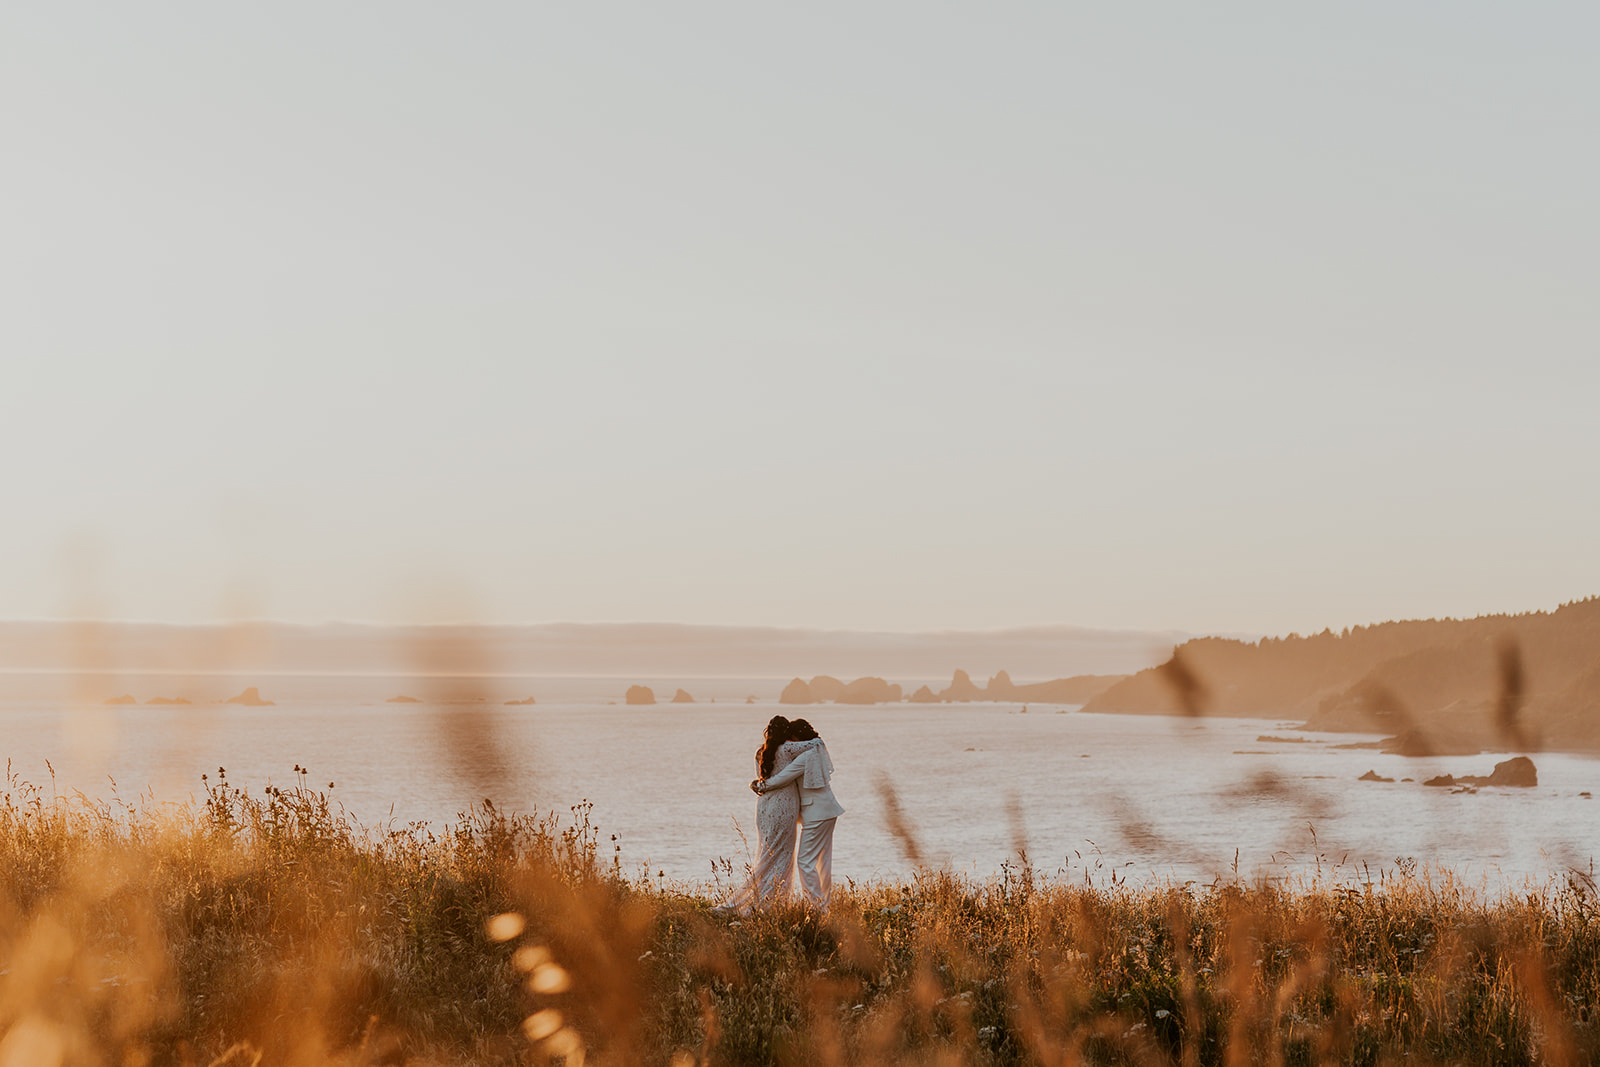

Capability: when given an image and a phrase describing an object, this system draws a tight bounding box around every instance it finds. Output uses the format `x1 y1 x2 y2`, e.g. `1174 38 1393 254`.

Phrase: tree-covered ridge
1084 597 1600 751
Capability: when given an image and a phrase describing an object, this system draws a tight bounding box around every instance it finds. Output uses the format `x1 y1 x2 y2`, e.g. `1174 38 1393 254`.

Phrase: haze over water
4 678 1595 888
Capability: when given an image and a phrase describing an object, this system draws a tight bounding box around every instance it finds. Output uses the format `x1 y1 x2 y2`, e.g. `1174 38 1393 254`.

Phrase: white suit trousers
796 817 837 910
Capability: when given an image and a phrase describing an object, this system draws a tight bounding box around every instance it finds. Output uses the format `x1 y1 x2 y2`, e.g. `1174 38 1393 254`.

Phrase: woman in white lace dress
715 716 803 915
752 719 842 911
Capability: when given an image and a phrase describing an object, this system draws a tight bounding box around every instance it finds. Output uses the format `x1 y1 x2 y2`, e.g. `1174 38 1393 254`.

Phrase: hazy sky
3 3 1597 635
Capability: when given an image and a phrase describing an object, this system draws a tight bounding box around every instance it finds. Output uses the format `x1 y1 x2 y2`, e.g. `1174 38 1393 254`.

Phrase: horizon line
0 616 1203 638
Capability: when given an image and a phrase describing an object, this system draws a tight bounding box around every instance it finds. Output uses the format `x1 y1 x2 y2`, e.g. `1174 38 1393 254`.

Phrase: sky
2 2 1597 636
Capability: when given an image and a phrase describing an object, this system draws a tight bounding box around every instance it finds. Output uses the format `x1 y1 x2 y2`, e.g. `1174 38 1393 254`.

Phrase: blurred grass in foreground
2 771 1599 1066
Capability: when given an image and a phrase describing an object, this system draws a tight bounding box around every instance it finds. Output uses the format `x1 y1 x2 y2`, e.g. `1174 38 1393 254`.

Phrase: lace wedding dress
718 739 815 913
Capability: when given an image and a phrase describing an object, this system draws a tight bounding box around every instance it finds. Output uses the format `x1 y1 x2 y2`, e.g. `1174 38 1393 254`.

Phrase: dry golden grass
2 765 1599 1066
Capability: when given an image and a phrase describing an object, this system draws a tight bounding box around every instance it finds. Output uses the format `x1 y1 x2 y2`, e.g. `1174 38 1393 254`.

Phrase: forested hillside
1083 597 1600 752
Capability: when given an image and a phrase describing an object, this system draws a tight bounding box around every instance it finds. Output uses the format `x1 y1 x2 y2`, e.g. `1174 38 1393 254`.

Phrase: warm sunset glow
5 6 1596 637
3 6 1598 1064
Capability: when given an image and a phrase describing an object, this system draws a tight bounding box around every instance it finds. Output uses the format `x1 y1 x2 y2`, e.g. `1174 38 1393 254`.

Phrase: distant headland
1085 595 1600 755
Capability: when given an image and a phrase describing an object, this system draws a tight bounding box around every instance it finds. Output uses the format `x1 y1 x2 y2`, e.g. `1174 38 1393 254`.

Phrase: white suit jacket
760 742 844 823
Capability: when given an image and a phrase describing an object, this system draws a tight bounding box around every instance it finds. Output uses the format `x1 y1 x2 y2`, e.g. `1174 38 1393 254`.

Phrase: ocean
1 672 1594 890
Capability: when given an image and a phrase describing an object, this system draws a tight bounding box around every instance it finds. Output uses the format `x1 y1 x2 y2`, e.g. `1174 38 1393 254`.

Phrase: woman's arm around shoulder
758 748 813 792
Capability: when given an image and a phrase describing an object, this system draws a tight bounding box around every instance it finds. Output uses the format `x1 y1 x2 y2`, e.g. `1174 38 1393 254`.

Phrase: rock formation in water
959 669 1125 704
985 670 1018 700
625 685 656 705
1483 756 1539 786
778 669 1119 707
505 696 537 705
837 677 902 705
672 688 695 703
225 687 274 706
1358 769 1394 782
103 694 137 705
807 676 846 702
387 695 421 704
1422 756 1537 789
145 697 191 705
939 670 985 702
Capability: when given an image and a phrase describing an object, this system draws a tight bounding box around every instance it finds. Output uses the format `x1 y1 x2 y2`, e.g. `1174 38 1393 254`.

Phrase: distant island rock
781 675 901 705
1358 769 1395 782
1423 756 1537 789
808 676 846 702
387 695 421 704
505 696 537 705
145 697 192 705
671 688 695 703
225 687 275 707
625 685 656 705
837 677 902 704
943 670 985 702
103 694 137 705
936 669 1126 704
777 670 1122 706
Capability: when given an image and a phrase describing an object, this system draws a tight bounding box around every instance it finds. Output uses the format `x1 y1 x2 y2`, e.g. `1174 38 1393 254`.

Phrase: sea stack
779 678 814 704
807 676 846 702
671 688 695 703
984 670 1020 700
626 685 656 705
837 677 902 704
225 687 275 707
1485 756 1538 787
940 670 984 702
1424 757 1537 789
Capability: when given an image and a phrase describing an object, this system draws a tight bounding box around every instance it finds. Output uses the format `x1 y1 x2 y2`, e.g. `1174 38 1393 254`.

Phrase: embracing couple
716 716 843 915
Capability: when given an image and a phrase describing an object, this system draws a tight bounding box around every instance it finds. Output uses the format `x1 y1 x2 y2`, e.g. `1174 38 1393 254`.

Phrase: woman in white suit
753 718 843 912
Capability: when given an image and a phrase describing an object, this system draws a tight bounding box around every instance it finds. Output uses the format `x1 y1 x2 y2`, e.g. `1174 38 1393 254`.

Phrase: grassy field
2 769 1598 1066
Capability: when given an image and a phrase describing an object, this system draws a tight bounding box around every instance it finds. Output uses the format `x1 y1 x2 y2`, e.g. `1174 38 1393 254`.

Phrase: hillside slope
1083 597 1600 752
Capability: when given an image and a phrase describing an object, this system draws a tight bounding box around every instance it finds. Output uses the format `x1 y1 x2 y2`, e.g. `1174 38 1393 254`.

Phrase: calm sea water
1 673 1596 889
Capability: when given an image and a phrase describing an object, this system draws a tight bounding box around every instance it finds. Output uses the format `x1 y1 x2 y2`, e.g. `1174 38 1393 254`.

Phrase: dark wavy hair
756 715 791 779
786 718 819 742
